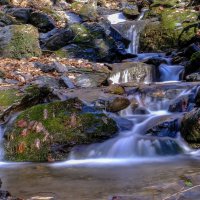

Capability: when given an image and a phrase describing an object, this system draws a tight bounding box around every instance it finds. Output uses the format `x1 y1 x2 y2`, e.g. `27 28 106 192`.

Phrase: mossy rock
151 0 179 8
181 108 200 144
140 8 198 52
0 24 41 59
5 98 118 161
0 89 23 114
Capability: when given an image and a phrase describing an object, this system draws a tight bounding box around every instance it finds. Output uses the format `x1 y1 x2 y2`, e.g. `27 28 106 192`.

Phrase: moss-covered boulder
0 11 18 26
181 108 200 146
5 98 118 161
0 24 41 59
140 8 198 52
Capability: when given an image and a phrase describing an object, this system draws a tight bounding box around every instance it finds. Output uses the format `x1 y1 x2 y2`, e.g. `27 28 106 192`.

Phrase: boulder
122 2 140 19
186 72 200 82
30 11 56 33
181 108 200 143
5 7 32 23
97 96 130 112
0 24 41 59
43 28 74 50
5 98 118 161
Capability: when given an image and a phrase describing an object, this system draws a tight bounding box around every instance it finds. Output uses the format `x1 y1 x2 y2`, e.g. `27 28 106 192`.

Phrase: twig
162 184 200 200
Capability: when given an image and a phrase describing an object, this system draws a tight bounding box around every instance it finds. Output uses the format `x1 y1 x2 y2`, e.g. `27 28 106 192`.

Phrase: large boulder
0 24 41 59
181 108 200 144
5 98 118 161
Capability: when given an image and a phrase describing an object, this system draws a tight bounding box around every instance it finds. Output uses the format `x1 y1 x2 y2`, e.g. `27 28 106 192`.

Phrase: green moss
5 99 118 161
151 0 178 8
140 8 198 52
2 25 42 59
0 89 22 109
70 24 92 44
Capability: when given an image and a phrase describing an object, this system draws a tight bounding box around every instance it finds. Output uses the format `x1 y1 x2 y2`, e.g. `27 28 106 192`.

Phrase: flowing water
0 11 200 200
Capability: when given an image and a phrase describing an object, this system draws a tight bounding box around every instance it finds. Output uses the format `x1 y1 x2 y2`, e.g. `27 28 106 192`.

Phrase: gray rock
30 11 56 33
5 7 32 23
60 75 75 89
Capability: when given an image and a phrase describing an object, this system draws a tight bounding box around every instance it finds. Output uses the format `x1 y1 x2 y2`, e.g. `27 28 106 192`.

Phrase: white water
159 64 184 82
126 25 139 54
0 126 4 161
107 13 126 24
67 90 193 163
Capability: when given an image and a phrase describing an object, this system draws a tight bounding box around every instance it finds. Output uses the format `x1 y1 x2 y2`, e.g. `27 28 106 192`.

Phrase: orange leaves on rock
17 119 28 128
17 142 26 154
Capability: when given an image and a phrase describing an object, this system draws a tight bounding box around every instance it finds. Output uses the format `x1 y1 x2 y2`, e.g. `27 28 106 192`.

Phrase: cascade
0 126 4 161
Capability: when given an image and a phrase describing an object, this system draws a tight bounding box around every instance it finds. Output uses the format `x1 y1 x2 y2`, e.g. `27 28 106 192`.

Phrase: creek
0 11 200 200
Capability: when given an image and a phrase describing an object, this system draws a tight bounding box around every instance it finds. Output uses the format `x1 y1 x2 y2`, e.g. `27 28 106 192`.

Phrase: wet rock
0 190 11 199
133 107 150 115
30 11 56 33
0 24 41 59
146 118 180 138
181 108 200 143
5 98 118 161
0 0 10 5
102 96 130 112
114 117 134 131
185 51 200 75
5 7 32 23
195 88 200 107
0 11 18 26
169 94 195 112
186 72 200 82
104 84 125 95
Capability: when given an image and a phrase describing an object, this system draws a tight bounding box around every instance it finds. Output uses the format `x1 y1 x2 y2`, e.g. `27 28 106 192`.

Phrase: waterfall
126 25 139 54
159 64 184 82
0 126 4 161
68 89 192 161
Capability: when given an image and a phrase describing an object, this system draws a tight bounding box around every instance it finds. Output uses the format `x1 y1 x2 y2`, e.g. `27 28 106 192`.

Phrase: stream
1 11 200 200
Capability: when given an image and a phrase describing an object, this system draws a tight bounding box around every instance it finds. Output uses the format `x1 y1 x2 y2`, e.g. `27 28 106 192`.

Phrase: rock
30 11 56 33
168 94 195 112
186 72 200 82
105 96 130 112
108 62 154 84
5 7 32 23
122 2 140 19
133 107 150 115
104 84 125 95
0 0 10 5
114 117 133 131
31 76 60 88
0 190 11 199
0 11 18 26
10 0 53 7
60 75 75 89
184 43 200 58
181 108 200 143
74 73 108 88
43 28 74 50
195 88 200 107
55 23 117 62
0 24 41 59
78 1 98 21
5 98 118 161
140 8 198 52
185 51 200 75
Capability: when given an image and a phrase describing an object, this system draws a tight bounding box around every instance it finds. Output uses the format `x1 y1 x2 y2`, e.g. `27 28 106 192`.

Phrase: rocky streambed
0 0 200 199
